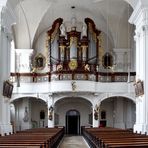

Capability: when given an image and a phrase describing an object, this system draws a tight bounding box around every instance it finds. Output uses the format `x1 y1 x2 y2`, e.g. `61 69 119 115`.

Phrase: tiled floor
58 135 90 148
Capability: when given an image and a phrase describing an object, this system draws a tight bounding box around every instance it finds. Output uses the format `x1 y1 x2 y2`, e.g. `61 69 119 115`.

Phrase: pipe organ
46 18 101 73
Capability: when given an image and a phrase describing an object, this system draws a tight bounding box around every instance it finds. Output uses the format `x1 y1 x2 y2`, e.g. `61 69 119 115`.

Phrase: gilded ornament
69 60 78 70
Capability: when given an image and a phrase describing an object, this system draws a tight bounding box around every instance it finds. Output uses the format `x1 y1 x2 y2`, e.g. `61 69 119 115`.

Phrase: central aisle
58 136 90 148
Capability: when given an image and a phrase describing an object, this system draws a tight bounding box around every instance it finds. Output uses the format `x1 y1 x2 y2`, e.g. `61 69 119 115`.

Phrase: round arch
99 96 136 129
54 96 93 132
11 96 47 104
54 95 93 106
10 94 48 104
10 96 48 131
100 94 136 104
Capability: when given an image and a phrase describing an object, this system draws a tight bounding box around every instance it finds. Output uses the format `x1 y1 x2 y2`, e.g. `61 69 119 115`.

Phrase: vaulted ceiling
6 0 137 49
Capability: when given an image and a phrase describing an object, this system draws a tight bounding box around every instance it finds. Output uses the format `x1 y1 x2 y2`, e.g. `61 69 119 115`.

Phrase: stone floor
58 135 90 148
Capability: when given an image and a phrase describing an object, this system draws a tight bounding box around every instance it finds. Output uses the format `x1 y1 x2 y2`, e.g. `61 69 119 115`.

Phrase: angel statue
81 23 87 37
60 23 66 37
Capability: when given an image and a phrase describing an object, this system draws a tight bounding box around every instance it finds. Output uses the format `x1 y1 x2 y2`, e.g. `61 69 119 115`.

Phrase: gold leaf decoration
68 59 78 70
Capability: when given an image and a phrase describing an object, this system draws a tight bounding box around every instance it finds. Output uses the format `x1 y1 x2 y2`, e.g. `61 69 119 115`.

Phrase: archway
66 110 80 135
54 97 92 132
11 97 48 131
100 96 136 129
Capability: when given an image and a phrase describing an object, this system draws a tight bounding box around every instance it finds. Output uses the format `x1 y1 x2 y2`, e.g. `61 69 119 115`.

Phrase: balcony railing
10 71 136 83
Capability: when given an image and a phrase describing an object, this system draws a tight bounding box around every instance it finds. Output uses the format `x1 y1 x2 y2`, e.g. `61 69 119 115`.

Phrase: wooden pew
82 127 148 148
0 127 64 148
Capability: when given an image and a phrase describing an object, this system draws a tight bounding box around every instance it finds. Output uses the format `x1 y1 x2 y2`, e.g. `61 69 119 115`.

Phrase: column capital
129 2 148 28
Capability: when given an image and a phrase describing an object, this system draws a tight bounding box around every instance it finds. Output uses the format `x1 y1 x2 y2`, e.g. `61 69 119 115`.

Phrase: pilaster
129 2 148 134
114 98 125 129
0 0 14 135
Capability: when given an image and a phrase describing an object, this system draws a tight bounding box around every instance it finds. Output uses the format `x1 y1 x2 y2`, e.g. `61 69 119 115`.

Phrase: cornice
129 1 148 26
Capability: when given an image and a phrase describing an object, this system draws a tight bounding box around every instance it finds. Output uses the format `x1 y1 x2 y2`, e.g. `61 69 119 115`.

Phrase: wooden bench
82 127 148 148
0 127 64 148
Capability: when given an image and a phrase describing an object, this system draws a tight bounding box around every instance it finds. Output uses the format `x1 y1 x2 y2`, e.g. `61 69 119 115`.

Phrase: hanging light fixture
103 0 112 69
103 0 116 73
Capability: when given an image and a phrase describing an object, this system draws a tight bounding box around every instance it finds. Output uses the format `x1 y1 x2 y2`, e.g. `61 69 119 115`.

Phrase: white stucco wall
12 97 48 131
55 97 92 127
31 99 48 128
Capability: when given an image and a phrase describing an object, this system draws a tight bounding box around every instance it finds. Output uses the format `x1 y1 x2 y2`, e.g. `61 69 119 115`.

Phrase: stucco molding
129 0 148 32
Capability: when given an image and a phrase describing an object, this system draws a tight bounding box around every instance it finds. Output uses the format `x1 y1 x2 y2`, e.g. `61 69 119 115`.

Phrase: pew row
82 127 148 148
0 127 64 148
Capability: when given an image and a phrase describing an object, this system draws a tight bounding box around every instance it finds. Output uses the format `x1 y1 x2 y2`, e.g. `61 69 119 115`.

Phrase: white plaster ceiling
6 0 138 49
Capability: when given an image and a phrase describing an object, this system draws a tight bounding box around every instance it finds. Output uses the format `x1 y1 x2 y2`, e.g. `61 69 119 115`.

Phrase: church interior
0 0 148 147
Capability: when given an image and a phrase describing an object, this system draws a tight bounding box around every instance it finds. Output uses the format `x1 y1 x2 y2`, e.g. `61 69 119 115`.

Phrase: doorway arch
66 110 80 135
